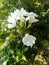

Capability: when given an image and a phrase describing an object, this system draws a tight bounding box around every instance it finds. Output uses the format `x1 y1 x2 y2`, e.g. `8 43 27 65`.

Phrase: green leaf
22 55 27 61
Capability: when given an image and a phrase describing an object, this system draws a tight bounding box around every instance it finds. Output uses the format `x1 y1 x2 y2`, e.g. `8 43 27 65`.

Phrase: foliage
0 0 49 65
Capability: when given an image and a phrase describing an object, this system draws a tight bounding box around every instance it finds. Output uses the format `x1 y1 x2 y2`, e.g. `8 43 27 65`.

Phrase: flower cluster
7 8 38 47
7 8 38 29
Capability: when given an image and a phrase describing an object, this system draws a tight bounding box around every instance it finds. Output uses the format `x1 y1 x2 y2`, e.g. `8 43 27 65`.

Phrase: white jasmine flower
16 16 20 20
7 7 38 29
22 34 36 47
29 16 39 23
20 16 26 22
14 9 20 15
20 8 28 16
10 12 16 19
8 23 16 29
26 16 30 21
7 16 16 23
26 12 38 23
28 12 38 17
26 16 38 23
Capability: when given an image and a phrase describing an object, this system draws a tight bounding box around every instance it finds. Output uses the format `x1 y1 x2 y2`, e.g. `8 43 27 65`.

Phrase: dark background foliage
0 0 49 65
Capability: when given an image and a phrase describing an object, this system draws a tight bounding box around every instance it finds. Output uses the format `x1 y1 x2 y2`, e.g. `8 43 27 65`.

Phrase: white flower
8 23 16 29
26 12 38 23
22 34 36 47
30 17 38 23
7 7 38 29
14 9 20 16
28 12 38 17
10 12 17 19
20 8 28 16
7 16 16 23
26 16 38 23
16 16 20 20
26 16 30 21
